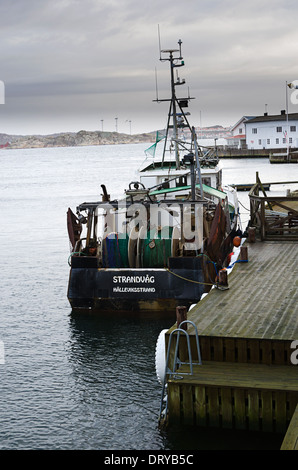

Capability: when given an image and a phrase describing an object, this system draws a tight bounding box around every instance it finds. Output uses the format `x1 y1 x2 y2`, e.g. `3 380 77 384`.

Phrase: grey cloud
1 0 298 134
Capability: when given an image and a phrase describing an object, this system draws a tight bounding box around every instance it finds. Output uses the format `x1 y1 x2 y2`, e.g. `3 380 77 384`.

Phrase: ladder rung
159 320 202 422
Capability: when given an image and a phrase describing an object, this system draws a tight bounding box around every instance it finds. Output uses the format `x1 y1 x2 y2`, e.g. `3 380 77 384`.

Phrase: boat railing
249 173 298 241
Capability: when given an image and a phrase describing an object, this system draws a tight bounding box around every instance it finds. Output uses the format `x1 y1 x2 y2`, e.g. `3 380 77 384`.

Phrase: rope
238 200 250 212
68 251 86 266
166 255 249 286
196 253 218 275
165 268 216 286
226 259 248 269
165 254 218 286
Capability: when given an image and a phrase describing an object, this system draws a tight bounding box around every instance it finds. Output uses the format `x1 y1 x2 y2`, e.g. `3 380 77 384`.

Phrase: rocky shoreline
0 129 155 149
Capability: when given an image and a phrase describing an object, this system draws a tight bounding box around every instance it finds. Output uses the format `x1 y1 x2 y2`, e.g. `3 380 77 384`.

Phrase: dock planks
281 405 298 450
187 240 298 342
163 240 298 437
169 362 298 391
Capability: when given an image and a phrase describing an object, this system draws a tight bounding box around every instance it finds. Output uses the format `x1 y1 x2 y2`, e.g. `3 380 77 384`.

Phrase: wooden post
240 246 248 261
248 226 256 243
261 200 266 240
218 268 228 287
176 306 187 330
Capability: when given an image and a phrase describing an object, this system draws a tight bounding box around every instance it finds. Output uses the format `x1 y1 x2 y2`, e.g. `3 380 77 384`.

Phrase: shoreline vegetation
0 129 156 149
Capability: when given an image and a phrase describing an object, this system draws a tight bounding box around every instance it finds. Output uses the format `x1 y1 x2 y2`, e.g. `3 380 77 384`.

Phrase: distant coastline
0 129 155 149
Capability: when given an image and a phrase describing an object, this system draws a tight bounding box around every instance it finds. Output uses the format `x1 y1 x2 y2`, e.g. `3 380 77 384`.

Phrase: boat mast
156 39 188 169
169 47 180 168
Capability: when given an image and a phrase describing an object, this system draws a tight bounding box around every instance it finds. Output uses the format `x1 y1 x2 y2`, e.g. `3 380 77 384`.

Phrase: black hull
67 256 210 314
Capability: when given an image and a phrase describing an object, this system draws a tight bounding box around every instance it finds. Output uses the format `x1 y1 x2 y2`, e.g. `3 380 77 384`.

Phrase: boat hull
67 256 209 313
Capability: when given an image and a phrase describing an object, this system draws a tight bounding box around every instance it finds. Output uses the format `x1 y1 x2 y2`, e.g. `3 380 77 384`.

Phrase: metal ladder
158 320 202 424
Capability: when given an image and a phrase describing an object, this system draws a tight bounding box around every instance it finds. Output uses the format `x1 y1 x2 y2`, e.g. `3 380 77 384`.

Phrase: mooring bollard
248 227 256 243
218 268 228 288
176 306 187 330
240 245 248 261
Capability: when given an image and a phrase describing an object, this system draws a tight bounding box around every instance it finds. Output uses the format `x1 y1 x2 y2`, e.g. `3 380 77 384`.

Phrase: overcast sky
1 0 298 135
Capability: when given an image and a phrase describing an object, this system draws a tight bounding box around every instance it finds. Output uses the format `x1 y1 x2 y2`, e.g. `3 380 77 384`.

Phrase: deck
162 236 298 444
164 240 298 433
160 178 298 446
187 240 298 343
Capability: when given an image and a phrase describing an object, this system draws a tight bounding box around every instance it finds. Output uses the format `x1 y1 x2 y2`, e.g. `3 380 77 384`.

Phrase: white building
245 111 298 150
227 116 255 148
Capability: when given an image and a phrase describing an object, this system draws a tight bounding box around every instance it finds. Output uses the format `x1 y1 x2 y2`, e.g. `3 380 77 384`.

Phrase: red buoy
233 236 241 247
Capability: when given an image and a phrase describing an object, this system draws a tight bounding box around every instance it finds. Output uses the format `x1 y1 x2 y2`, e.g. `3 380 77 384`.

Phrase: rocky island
0 129 155 149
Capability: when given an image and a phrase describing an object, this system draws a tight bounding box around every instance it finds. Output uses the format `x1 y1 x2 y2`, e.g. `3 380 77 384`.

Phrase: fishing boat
67 39 240 314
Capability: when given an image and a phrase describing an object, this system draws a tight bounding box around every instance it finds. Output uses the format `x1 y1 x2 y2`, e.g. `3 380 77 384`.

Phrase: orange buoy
233 236 241 247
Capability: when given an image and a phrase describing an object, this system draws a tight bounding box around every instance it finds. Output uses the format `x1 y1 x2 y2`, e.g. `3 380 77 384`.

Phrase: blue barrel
102 232 129 268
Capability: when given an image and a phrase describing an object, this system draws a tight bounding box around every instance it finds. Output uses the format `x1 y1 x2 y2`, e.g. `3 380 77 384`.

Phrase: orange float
233 236 241 247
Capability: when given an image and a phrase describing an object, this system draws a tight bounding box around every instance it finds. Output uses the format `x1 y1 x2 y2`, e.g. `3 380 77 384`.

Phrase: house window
202 177 211 186
176 176 188 187
276 138 279 144
252 128 257 134
267 139 270 144
283 138 286 144
276 126 282 132
289 137 293 144
239 128 243 134
258 139 261 145
290 126 296 132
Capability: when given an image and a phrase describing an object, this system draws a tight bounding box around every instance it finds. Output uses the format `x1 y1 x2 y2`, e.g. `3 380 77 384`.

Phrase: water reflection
67 312 173 450
67 312 284 451
160 425 283 451
1 146 294 450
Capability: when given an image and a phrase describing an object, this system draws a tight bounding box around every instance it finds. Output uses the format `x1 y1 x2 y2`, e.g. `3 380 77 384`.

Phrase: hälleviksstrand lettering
113 287 156 293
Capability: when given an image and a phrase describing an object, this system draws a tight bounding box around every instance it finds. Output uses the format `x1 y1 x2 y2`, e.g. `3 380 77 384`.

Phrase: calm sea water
0 143 296 451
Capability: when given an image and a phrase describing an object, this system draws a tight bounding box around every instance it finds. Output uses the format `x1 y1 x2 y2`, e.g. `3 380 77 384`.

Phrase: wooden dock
231 183 271 191
281 404 298 449
216 147 298 159
269 151 298 164
161 178 298 447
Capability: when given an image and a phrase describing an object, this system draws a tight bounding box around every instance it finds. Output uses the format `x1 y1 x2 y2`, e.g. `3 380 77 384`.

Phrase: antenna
155 67 159 101
178 39 182 59
158 24 162 60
